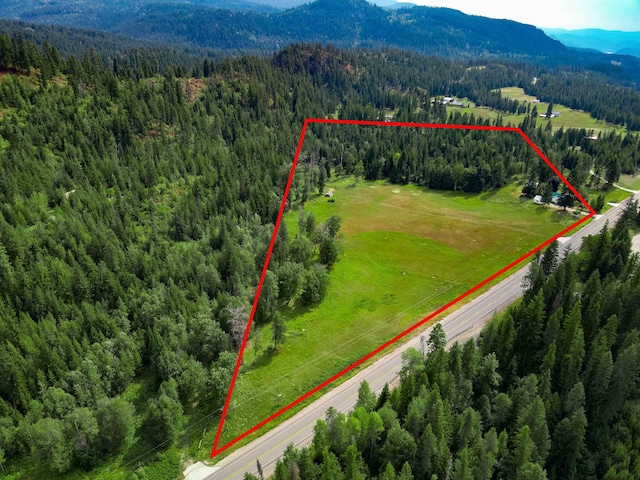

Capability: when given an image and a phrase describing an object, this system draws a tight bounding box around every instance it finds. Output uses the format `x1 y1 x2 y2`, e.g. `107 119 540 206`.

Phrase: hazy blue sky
410 0 640 31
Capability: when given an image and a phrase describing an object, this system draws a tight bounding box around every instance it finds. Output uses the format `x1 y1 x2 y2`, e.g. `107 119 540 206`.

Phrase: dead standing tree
227 305 249 366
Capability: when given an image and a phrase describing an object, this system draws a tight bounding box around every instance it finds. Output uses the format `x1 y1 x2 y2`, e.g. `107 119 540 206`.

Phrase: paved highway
205 195 636 480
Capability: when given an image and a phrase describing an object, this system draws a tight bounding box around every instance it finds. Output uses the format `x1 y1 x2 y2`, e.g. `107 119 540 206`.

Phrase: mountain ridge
0 0 566 58
105 0 569 59
1 0 640 85
545 28 640 58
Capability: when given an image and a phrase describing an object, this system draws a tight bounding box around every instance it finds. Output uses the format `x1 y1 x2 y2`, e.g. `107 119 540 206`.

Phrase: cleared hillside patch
444 87 626 135
500 87 627 134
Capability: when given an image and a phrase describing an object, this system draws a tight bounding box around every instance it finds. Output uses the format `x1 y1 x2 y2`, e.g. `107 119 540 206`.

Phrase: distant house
450 101 464 107
324 191 333 198
588 135 599 140
540 111 561 119
532 99 541 103
533 195 544 205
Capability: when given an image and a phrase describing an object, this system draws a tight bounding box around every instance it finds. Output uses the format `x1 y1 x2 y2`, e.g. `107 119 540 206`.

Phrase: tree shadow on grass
479 189 500 201
240 301 316 374
282 300 315 319
244 346 280 371
550 210 579 223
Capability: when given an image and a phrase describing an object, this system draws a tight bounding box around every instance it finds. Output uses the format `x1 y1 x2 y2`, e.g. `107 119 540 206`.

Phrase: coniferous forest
0 31 639 479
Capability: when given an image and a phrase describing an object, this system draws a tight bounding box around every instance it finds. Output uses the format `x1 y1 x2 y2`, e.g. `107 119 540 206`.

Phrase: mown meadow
211 175 582 455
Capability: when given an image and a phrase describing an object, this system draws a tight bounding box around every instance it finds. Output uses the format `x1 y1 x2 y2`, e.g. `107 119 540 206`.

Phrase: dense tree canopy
0 35 637 477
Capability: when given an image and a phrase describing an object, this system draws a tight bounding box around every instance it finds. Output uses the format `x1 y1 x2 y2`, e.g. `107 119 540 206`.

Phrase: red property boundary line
210 119 596 457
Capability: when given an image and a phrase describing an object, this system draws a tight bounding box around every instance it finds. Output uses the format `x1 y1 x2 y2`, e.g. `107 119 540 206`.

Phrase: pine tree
541 240 559 276
604 341 640 422
380 462 396 480
558 302 585 393
516 396 550 465
356 381 377 412
381 426 417 472
272 313 286 349
343 444 367 480
320 448 344 480
582 340 613 424
515 291 545 375
452 447 474 480
476 428 499 480
581 270 602 344
397 462 414 480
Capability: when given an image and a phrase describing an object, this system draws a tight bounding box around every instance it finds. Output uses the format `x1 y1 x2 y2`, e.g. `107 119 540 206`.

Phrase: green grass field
585 185 634 209
446 87 627 135
580 176 634 212
617 174 640 191
206 176 582 456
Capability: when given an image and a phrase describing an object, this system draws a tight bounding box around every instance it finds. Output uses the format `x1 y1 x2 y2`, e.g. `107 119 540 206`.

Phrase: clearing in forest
443 86 627 135
208 119 593 459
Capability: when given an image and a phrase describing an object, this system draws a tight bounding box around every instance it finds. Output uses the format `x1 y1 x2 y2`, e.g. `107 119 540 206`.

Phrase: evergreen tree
343 444 367 480
380 426 417 472
95 397 135 455
143 380 184 445
272 313 287 349
356 381 377 412
320 448 344 480
540 241 559 276
558 302 585 393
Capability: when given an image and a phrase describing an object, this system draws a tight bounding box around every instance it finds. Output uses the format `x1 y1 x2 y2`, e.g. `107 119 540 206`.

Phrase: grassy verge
208 176 581 458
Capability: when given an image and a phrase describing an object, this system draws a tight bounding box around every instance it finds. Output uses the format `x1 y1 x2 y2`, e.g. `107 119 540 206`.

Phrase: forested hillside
0 0 280 30
4 14 639 132
5 0 640 89
0 19 213 72
0 35 639 478
0 35 332 477
266 206 640 480
0 0 568 59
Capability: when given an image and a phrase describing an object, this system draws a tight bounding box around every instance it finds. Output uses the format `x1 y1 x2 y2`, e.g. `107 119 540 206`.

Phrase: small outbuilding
533 195 544 205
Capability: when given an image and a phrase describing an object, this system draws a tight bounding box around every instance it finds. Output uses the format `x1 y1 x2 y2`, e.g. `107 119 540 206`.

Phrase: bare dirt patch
182 78 206 103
